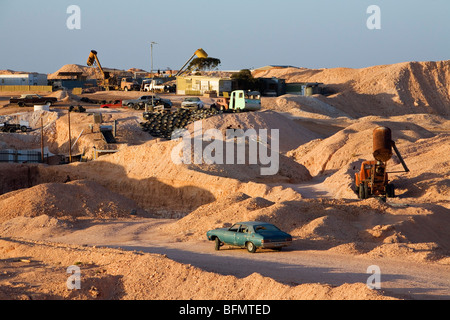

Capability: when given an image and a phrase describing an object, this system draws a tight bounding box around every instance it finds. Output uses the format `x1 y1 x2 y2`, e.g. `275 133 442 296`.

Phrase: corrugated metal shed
0 73 48 86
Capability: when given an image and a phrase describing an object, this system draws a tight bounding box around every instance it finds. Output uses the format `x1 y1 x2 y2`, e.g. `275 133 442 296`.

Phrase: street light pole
151 41 158 100
151 41 158 77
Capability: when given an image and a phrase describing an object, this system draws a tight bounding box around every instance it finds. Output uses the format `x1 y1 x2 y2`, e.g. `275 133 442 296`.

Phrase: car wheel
246 241 256 253
214 238 221 251
45 101 52 106
20 126 28 132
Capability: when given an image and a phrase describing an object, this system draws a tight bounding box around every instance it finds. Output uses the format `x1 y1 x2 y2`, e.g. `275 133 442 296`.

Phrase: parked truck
121 77 140 91
355 127 409 200
9 94 57 107
142 79 166 92
211 90 261 112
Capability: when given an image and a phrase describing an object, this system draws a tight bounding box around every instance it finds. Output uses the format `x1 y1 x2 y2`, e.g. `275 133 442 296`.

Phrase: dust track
47 218 450 300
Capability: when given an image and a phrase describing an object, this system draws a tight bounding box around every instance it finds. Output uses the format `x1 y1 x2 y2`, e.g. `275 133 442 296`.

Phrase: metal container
87 50 97 66
373 126 393 162
93 113 103 124
194 48 208 59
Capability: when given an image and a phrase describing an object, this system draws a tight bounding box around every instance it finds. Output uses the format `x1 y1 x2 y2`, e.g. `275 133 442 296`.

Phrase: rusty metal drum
373 127 393 162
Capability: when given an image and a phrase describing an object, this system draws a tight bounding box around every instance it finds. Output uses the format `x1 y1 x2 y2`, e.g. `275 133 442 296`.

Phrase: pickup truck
0 120 32 133
122 95 173 109
121 77 140 91
9 94 58 107
142 79 166 92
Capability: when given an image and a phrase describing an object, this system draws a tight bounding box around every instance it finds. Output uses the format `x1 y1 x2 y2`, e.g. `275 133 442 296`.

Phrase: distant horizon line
2 59 449 75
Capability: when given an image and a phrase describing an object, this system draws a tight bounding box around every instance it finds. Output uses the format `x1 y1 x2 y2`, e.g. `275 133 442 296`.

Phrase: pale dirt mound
185 110 321 153
38 109 149 157
161 193 450 264
288 116 435 176
47 64 99 80
267 95 352 119
287 115 449 202
33 120 311 217
0 215 72 240
0 180 144 223
255 61 450 118
0 70 31 75
0 238 396 300
0 109 59 129
321 132 450 202
48 64 137 80
0 131 41 151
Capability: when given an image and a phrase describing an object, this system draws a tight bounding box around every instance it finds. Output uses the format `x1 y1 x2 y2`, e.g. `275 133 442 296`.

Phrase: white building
0 73 48 86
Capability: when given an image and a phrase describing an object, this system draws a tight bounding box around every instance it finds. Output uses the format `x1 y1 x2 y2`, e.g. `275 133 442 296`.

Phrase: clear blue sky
0 0 449 74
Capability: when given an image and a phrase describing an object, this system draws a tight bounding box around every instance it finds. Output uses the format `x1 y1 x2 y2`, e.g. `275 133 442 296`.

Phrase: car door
235 224 250 247
24 95 33 104
223 224 240 245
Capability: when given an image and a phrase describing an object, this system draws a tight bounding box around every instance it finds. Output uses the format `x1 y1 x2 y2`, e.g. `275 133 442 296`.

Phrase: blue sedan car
206 221 292 253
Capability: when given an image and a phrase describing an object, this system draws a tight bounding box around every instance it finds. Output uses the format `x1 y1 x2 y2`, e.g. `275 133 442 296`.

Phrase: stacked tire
140 108 221 140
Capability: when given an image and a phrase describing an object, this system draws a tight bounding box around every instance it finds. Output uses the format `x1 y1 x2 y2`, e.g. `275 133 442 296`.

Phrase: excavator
355 126 409 200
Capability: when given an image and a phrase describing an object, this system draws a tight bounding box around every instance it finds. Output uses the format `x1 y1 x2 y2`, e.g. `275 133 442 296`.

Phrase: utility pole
151 41 158 77
68 108 72 163
151 41 158 102
40 117 44 163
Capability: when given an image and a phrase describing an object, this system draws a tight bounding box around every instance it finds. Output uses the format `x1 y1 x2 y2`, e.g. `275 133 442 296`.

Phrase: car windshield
254 224 281 233
245 92 260 100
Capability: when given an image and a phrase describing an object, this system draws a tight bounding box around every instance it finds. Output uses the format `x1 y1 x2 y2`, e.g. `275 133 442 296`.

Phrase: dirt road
48 218 450 300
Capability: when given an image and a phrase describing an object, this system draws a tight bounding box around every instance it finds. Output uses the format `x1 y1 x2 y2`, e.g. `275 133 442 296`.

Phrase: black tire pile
140 108 222 140
80 97 121 105
69 105 86 113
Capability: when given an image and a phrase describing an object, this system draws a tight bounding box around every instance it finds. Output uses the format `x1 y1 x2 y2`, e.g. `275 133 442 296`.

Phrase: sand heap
47 64 99 80
0 238 396 300
25 109 147 157
24 111 318 216
255 60 450 117
48 64 139 80
185 110 320 153
35 138 307 217
270 94 352 119
0 179 144 223
0 70 31 75
287 114 450 202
